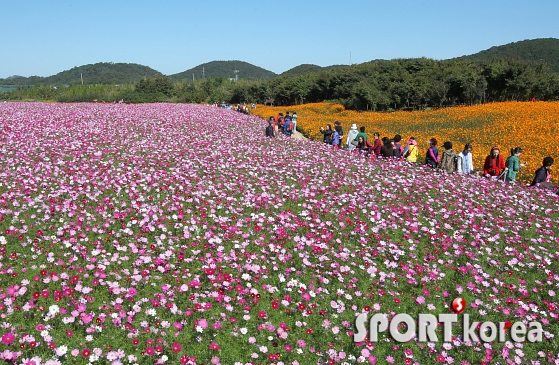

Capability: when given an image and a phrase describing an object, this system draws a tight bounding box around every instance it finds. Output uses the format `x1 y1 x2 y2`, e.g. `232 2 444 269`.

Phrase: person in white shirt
346 124 359 151
291 112 298 133
456 143 474 174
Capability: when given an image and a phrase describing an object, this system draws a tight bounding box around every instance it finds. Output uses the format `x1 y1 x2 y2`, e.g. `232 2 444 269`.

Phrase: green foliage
4 38 559 108
135 76 175 97
169 60 276 81
0 62 162 86
457 38 559 72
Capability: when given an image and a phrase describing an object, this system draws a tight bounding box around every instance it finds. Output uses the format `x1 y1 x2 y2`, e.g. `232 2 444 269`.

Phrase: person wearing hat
483 146 506 178
505 147 527 183
346 124 359 151
402 137 419 163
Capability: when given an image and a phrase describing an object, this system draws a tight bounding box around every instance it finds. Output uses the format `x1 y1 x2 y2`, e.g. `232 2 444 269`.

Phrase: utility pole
81 73 83 85
202 66 205 79
192 73 194 82
234 70 239 82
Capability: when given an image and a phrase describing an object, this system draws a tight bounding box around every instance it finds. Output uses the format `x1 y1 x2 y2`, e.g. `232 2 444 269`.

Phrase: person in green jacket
505 147 527 183
352 126 368 144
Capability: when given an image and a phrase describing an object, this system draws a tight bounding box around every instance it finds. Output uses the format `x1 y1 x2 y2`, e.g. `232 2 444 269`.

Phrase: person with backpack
393 135 403 159
505 147 527 183
265 117 275 138
320 124 333 144
425 138 440 168
483 146 506 178
456 143 474 174
291 111 298 133
439 141 458 174
402 137 419 163
346 124 359 151
283 116 294 137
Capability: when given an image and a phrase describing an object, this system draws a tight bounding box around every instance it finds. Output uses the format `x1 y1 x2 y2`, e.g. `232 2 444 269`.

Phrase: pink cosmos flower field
0 102 558 365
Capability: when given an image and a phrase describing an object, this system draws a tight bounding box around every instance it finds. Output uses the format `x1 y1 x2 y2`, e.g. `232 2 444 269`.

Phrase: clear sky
2 0 558 78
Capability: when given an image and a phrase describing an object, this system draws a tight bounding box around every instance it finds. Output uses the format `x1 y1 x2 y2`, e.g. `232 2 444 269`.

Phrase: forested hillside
457 38 559 72
0 63 162 85
168 61 277 81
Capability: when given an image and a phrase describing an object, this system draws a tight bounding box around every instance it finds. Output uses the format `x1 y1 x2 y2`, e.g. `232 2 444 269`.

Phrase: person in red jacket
372 132 382 158
483 146 506 177
354 136 374 157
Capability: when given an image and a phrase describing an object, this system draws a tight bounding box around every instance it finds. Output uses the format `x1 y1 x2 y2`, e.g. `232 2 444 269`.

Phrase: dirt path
291 131 305 139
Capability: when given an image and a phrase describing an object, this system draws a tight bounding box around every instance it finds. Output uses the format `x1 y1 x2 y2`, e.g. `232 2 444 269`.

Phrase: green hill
456 38 559 72
0 63 163 86
169 61 276 81
280 64 348 77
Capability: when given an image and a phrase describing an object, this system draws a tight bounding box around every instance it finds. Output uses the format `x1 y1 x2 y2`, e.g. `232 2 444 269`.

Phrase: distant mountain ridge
1 38 558 85
1 63 163 86
169 60 276 81
456 38 559 72
279 64 348 77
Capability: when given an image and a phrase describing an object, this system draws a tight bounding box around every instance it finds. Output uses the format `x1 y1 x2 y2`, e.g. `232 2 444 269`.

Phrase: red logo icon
504 321 512 330
451 298 466 314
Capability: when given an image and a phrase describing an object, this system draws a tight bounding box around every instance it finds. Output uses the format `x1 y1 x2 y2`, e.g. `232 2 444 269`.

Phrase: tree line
3 58 558 110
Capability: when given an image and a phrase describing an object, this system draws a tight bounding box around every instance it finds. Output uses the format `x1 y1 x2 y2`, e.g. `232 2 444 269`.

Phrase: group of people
265 112 298 137
216 103 255 114
315 123 556 191
262 116 556 191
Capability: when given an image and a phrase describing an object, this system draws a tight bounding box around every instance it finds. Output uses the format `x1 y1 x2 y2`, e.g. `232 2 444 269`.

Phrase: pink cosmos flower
1 333 15 345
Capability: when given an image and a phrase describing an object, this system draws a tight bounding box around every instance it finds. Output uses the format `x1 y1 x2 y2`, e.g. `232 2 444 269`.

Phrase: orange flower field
253 102 559 182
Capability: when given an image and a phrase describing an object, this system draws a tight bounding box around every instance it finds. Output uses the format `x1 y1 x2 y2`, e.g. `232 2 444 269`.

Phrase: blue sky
2 0 558 78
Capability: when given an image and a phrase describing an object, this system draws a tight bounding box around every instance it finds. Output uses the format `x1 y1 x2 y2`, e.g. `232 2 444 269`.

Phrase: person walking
283 116 295 137
346 124 359 151
265 117 275 138
291 111 298 133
